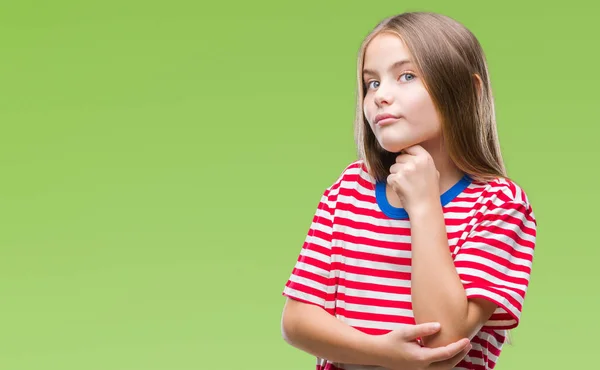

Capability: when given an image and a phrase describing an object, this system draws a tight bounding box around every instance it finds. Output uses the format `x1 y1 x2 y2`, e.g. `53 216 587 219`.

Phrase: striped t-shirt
282 160 537 370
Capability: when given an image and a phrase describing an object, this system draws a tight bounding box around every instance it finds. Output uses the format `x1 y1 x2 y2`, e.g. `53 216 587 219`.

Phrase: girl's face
362 33 442 153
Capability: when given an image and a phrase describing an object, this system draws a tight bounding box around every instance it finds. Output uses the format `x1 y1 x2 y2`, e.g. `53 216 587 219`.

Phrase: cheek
363 98 374 125
403 90 439 126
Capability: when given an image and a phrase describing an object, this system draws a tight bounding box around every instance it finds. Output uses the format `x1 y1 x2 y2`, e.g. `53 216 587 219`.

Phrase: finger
421 338 471 363
389 162 408 174
395 154 411 163
400 322 441 341
426 343 472 370
398 145 426 156
386 174 397 188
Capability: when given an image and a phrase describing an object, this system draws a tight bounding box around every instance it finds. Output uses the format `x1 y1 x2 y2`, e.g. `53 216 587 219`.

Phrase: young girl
280 11 537 370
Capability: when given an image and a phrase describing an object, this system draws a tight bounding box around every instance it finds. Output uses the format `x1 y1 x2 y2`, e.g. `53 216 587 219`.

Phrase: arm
281 297 473 369
281 298 384 365
281 183 386 365
409 202 497 348
409 199 537 348
385 146 537 352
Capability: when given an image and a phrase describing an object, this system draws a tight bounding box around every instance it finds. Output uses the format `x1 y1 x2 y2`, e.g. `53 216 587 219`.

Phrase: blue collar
375 175 473 219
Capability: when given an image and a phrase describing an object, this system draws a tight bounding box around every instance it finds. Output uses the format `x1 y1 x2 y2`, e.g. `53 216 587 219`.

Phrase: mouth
374 113 401 126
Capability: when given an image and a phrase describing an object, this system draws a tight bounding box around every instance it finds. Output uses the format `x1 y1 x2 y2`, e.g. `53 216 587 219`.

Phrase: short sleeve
454 200 537 329
282 187 337 312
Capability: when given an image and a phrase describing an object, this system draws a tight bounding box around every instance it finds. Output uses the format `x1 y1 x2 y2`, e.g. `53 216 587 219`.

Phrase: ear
473 73 483 95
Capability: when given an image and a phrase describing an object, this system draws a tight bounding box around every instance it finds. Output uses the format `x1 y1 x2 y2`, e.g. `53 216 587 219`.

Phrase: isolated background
1 1 597 369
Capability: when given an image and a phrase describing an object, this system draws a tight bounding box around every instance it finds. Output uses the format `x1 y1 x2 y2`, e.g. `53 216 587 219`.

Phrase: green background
0 1 597 369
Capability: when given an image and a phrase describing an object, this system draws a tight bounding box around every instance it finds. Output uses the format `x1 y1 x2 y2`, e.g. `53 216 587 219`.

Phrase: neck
421 139 465 195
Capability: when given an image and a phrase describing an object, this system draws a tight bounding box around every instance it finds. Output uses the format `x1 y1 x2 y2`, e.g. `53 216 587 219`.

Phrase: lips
374 113 401 125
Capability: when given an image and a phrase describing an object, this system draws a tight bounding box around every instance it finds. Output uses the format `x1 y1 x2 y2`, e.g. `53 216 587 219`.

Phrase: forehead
363 33 412 69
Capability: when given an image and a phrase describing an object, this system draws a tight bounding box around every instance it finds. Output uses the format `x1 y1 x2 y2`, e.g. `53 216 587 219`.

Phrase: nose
374 84 393 106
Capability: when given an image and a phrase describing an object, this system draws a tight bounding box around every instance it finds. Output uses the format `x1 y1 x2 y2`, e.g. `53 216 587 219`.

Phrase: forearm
409 202 470 347
281 298 384 366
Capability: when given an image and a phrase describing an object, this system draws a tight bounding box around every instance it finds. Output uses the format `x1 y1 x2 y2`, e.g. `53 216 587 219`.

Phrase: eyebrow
362 60 413 77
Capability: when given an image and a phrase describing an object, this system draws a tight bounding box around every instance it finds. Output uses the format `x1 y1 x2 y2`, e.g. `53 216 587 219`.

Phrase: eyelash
365 72 417 90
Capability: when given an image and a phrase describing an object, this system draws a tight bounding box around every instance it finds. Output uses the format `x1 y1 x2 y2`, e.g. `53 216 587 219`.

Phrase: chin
377 138 411 153
379 145 404 153
377 132 437 153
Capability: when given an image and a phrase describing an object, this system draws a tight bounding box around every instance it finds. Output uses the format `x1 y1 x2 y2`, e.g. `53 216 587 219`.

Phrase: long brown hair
354 12 506 183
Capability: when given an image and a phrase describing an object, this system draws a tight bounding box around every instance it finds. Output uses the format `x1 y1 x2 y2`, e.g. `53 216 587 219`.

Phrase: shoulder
325 159 371 192
471 176 532 206
470 175 536 225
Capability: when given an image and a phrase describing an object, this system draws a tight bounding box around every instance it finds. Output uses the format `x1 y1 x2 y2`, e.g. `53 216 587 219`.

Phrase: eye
399 73 416 82
366 80 380 90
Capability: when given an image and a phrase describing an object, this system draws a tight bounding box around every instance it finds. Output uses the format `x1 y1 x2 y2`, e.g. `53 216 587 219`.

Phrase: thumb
401 322 441 341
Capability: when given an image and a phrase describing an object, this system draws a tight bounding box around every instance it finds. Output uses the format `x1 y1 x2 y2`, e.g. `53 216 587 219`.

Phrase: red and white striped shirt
282 160 537 370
